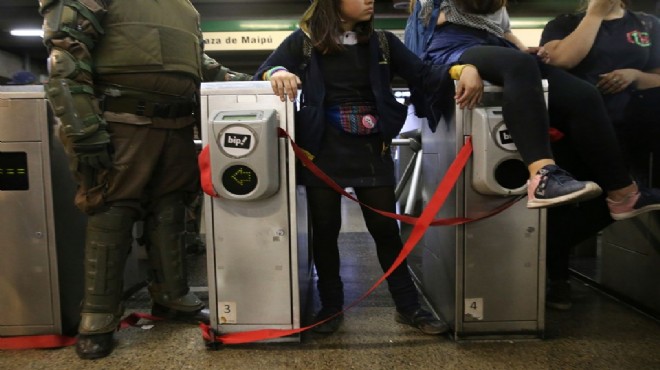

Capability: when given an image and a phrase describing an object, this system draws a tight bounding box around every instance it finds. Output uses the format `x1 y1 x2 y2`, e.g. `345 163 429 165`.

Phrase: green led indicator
0 153 29 190
230 167 254 186
222 165 258 196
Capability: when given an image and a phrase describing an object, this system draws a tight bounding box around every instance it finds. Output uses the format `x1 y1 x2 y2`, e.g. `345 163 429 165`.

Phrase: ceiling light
11 29 44 37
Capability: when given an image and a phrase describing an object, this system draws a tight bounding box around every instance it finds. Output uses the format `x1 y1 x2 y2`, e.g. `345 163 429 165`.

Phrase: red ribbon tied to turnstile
199 129 478 345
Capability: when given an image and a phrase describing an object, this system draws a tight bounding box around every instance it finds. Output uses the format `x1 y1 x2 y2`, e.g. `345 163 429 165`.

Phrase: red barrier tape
276 128 520 226
199 144 219 197
200 133 476 345
0 312 167 350
0 334 77 350
118 312 165 330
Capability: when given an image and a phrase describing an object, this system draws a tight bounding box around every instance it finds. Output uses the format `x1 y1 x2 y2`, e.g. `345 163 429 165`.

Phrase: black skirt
301 125 395 188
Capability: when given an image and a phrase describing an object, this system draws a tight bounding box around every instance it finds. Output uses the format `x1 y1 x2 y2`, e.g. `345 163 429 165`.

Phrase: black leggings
460 46 631 190
546 139 614 281
306 186 419 314
460 46 552 166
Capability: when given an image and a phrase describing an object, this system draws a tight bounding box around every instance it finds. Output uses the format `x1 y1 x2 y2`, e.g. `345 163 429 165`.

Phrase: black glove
72 129 113 170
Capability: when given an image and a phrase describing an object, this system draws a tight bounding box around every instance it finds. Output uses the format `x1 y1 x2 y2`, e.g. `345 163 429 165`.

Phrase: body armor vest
93 0 202 81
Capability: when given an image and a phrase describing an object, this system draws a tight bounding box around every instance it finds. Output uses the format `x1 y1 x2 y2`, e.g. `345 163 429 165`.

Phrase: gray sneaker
527 165 602 209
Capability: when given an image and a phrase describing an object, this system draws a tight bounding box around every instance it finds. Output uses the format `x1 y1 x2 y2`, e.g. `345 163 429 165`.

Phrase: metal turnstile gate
201 81 311 341
0 85 85 336
411 83 546 340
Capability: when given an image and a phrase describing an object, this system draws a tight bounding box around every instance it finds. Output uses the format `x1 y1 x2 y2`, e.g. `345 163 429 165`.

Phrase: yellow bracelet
449 64 476 80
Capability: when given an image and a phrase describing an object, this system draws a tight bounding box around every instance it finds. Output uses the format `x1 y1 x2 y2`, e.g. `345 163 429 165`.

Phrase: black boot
76 206 137 360
145 194 207 324
395 308 448 335
151 302 210 325
75 332 115 360
313 279 344 334
312 306 343 334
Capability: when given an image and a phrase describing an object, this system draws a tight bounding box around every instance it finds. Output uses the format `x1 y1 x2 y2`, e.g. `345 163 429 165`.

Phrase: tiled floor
1 198 659 370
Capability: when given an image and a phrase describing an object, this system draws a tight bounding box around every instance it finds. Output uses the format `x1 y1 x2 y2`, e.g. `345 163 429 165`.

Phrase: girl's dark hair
300 0 374 54
454 0 507 15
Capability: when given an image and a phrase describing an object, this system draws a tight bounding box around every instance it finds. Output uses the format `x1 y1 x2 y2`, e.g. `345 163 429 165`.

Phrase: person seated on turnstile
39 0 251 360
538 0 660 309
405 0 660 219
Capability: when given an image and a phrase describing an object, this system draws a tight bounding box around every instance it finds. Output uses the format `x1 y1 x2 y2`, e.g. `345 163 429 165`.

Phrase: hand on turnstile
454 65 483 110
268 70 301 102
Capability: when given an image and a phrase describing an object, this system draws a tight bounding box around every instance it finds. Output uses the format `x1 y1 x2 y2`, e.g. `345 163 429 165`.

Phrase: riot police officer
38 0 251 359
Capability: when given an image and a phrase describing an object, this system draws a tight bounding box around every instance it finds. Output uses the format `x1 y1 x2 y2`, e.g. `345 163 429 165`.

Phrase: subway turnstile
595 214 660 314
201 81 311 341
0 85 85 336
411 83 546 340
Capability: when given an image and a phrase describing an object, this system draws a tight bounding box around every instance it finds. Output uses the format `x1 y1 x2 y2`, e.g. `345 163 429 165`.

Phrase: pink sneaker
607 186 660 221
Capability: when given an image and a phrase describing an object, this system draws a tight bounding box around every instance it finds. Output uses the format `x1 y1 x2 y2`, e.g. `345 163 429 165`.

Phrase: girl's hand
537 46 551 64
597 69 636 94
269 70 301 102
455 65 483 110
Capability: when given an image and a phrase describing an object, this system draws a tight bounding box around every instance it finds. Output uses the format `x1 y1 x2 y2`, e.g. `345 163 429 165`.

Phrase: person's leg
546 120 623 310
546 198 613 307
623 87 660 187
458 46 601 208
73 122 152 360
306 186 345 333
353 186 417 312
76 204 139 360
144 192 207 319
544 65 631 191
145 125 207 320
354 186 447 335
460 46 552 168
543 64 660 219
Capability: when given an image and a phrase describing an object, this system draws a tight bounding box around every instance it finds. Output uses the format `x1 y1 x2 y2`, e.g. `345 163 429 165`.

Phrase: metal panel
0 96 44 142
600 214 660 313
463 194 543 322
0 85 84 336
0 141 55 330
202 81 309 340
412 84 545 340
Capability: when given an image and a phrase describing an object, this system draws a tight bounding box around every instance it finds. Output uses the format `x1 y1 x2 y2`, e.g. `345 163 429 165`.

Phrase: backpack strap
301 34 313 71
375 29 390 64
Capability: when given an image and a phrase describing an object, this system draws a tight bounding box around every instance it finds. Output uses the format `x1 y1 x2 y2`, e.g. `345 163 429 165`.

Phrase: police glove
72 129 113 170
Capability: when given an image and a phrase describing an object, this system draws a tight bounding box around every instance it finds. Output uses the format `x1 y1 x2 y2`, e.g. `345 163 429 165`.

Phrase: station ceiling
1 1 657 76
0 0 409 75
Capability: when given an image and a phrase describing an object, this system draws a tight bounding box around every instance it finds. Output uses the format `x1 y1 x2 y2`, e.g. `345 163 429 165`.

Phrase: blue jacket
404 0 442 58
254 29 452 155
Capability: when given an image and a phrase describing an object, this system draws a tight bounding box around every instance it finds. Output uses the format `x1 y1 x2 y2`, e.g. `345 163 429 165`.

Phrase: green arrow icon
231 168 253 185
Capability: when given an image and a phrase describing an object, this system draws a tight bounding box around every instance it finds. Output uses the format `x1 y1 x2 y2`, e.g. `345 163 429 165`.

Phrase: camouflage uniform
39 0 251 359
